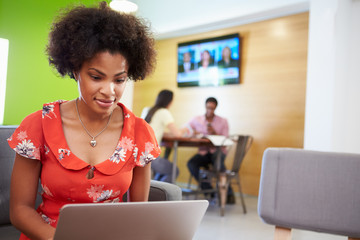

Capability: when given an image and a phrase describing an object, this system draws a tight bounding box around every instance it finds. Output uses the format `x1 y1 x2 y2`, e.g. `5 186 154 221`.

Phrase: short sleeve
159 109 174 127
7 110 43 160
133 118 161 167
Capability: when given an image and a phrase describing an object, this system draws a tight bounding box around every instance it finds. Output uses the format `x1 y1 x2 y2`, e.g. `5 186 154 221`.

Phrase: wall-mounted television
177 33 241 87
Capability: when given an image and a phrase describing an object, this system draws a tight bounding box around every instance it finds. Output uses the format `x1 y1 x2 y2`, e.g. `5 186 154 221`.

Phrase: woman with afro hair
8 2 160 239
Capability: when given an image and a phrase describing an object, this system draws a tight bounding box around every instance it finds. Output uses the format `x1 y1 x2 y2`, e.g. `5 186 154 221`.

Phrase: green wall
0 0 108 125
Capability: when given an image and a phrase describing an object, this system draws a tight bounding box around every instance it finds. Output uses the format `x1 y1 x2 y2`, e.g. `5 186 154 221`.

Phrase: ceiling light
109 0 138 14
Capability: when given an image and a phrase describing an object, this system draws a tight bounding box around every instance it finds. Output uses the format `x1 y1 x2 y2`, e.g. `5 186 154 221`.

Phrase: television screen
177 33 241 87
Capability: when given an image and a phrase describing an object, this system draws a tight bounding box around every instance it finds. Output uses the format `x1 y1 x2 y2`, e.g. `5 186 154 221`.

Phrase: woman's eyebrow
114 71 127 77
88 68 105 76
88 68 127 77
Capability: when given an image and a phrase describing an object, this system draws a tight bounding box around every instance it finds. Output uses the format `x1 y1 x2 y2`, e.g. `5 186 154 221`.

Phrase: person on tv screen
198 50 219 86
198 50 215 68
178 52 195 73
217 46 238 68
8 2 160 239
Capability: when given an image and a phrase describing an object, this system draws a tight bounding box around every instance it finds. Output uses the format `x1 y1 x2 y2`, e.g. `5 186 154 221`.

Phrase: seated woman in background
143 90 183 183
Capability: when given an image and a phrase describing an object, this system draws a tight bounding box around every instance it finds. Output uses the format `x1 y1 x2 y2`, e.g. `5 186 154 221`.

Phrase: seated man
186 97 235 204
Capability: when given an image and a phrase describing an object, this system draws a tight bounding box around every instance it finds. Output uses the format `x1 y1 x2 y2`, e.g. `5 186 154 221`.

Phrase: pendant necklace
75 98 113 147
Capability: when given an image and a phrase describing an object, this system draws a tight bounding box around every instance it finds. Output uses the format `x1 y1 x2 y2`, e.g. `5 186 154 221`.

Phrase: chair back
0 126 17 226
227 135 253 173
258 148 360 239
0 126 43 226
148 180 182 201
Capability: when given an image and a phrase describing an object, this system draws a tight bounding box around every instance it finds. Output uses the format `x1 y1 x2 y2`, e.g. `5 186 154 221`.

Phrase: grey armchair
0 125 182 240
258 148 360 240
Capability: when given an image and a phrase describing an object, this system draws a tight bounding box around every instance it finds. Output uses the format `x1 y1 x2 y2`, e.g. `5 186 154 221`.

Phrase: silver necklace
75 98 113 147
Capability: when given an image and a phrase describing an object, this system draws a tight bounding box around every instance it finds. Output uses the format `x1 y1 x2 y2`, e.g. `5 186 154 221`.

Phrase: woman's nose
100 82 115 95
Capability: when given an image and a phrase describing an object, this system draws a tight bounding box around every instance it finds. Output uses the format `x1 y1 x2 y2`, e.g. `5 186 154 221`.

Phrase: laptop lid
54 200 209 240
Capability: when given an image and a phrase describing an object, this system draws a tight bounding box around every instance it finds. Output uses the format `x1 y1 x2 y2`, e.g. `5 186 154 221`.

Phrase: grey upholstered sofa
258 148 360 239
0 125 182 240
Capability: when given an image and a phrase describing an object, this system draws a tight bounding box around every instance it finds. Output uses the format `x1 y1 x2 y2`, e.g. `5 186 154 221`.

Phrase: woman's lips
95 99 114 108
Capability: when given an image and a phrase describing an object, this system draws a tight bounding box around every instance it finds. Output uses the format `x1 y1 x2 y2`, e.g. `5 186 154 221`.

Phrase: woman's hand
206 123 216 135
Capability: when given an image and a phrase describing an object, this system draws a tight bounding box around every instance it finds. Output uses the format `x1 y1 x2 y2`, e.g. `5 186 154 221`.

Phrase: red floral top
8 100 160 239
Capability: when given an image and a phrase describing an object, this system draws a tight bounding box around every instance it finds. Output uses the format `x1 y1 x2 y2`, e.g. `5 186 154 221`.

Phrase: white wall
120 80 134 110
304 0 360 153
0 38 9 125
134 0 309 39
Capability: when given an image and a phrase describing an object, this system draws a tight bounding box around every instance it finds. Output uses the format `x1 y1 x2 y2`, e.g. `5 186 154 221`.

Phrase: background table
161 136 212 184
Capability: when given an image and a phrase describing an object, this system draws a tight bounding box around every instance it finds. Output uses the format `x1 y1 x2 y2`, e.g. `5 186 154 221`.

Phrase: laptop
53 200 209 240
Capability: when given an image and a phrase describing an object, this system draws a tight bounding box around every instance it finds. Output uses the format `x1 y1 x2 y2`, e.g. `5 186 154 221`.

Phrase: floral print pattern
138 142 156 166
12 130 41 159
15 139 39 159
58 148 71 161
109 136 139 164
109 147 126 164
44 145 50 155
42 104 56 119
41 184 54 197
16 131 28 141
119 136 134 152
41 100 64 119
41 213 56 225
109 136 136 164
87 184 121 202
139 152 155 166
133 146 138 162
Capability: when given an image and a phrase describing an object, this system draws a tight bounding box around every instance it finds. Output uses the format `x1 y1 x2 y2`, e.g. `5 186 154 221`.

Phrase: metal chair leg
218 173 229 216
236 176 246 214
187 175 193 189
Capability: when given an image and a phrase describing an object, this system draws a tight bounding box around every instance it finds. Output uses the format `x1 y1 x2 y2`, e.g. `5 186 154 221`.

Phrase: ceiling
132 0 309 39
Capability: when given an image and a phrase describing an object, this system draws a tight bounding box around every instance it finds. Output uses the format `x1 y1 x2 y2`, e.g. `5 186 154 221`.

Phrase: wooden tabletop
161 136 212 148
